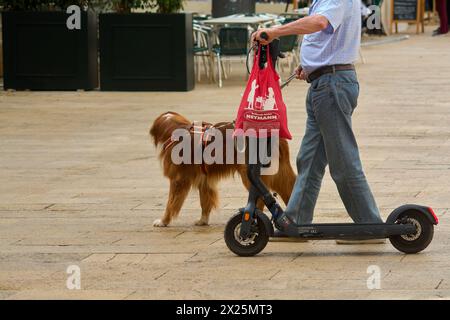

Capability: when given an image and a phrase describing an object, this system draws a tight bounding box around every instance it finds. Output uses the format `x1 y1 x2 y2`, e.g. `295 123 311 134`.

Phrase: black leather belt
307 64 355 83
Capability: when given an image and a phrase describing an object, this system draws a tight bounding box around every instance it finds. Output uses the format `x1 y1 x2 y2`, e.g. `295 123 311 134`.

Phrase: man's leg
284 89 328 225
436 0 449 34
313 71 382 223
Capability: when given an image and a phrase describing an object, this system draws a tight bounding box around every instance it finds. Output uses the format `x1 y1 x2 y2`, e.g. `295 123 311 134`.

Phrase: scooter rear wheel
389 210 434 254
224 212 269 257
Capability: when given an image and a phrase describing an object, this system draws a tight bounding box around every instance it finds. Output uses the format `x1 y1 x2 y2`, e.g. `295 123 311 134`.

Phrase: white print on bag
245 113 278 121
246 80 277 111
247 80 259 109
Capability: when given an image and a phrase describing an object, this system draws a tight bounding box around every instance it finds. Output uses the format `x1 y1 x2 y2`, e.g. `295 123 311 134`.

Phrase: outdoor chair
277 34 300 74
212 26 251 88
193 24 213 82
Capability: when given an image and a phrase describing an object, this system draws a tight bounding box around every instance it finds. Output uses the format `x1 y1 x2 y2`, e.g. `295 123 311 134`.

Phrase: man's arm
254 15 330 45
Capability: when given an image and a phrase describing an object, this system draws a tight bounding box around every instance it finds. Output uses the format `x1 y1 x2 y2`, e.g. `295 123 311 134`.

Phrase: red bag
234 45 292 140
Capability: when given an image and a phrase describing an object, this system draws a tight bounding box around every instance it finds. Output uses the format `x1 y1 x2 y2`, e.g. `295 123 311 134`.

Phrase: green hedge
0 0 184 13
0 1 89 11
102 0 184 13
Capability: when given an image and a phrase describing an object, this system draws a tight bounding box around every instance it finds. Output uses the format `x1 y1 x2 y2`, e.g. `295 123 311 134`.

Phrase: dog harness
163 122 234 175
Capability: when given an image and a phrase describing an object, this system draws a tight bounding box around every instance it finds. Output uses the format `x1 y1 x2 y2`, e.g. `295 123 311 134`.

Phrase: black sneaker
432 27 441 36
274 212 299 236
432 28 448 36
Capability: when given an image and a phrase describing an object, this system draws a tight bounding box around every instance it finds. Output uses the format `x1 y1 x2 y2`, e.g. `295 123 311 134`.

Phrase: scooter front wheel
224 212 269 257
389 210 434 254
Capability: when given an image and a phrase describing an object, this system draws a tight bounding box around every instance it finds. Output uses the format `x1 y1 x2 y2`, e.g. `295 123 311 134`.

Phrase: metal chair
212 26 251 88
274 17 301 74
193 24 213 82
277 34 300 74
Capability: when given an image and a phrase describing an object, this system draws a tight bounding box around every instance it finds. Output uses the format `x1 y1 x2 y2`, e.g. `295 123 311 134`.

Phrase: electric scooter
224 33 438 257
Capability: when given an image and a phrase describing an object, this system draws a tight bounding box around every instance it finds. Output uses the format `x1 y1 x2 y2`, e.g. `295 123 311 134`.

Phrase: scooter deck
272 222 416 240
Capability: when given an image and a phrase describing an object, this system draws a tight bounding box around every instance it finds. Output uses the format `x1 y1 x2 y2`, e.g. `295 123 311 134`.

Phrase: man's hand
295 66 307 81
252 28 278 45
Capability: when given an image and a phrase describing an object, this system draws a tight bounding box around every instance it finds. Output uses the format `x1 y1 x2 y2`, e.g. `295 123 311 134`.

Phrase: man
254 0 383 236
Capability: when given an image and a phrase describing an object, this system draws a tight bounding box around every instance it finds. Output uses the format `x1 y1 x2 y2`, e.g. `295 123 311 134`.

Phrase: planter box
99 13 194 91
1 10 98 91
0 43 3 78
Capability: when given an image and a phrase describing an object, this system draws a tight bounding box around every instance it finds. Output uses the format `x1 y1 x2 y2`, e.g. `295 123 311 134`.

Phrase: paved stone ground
1 29 450 300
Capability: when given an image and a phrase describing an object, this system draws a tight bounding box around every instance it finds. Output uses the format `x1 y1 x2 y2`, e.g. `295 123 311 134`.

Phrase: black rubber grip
260 32 269 40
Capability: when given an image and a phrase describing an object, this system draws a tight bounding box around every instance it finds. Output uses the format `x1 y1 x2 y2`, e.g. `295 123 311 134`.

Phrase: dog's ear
149 113 169 146
149 112 167 147
149 122 158 147
149 111 192 148
149 112 174 147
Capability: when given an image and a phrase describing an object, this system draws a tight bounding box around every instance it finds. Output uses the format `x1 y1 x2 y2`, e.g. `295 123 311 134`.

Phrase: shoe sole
336 239 387 245
269 237 309 243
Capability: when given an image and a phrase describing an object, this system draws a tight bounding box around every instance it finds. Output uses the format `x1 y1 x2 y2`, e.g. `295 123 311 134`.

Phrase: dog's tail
149 111 191 149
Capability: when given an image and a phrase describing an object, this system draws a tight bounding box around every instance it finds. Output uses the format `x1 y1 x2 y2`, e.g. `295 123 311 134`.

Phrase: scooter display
224 33 438 257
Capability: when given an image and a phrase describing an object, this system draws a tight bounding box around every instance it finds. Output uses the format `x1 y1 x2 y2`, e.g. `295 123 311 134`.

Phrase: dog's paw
153 219 168 227
195 219 209 226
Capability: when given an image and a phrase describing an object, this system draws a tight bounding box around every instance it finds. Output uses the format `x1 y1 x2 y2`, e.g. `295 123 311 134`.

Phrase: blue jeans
285 70 383 224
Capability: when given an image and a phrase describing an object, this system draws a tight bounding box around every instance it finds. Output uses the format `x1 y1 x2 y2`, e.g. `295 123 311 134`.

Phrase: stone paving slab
0 29 450 299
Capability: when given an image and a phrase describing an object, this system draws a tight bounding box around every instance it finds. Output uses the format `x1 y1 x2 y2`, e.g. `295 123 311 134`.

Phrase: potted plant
99 0 194 91
1 0 99 90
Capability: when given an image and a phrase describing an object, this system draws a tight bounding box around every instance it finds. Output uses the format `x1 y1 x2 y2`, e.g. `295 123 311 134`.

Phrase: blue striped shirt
300 0 361 74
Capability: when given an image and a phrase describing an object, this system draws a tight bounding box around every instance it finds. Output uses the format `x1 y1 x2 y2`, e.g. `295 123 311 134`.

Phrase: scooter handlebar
260 32 269 40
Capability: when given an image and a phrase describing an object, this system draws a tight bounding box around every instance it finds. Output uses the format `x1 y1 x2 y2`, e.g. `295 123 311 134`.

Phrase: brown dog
149 111 296 227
